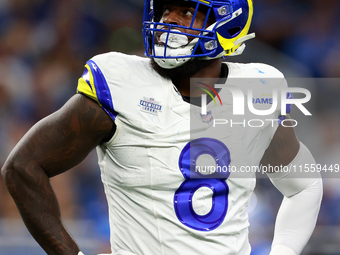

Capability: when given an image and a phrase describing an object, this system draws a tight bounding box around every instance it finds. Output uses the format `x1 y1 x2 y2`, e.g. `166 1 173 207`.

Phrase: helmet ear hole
228 27 241 37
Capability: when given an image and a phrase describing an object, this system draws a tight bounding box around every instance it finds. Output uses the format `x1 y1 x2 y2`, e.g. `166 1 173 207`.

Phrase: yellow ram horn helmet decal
216 0 253 56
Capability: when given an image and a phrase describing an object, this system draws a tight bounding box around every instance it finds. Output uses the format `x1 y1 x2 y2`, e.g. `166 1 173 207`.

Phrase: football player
1 0 322 255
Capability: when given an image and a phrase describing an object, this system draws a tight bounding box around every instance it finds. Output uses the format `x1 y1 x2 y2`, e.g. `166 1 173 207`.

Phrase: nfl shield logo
200 110 213 123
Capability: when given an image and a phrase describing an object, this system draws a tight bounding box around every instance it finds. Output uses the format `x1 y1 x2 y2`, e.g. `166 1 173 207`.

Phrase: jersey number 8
174 138 231 231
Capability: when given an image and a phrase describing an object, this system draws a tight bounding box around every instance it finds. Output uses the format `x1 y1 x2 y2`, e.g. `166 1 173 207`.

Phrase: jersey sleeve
77 59 118 121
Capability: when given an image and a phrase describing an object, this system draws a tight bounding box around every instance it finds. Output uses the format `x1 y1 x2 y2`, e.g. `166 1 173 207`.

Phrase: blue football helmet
143 0 255 69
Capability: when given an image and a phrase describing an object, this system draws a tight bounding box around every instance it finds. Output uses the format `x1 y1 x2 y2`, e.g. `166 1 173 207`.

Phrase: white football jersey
77 52 288 255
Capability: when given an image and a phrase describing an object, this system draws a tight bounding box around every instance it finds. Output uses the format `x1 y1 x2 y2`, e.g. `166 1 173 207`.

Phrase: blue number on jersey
174 138 231 231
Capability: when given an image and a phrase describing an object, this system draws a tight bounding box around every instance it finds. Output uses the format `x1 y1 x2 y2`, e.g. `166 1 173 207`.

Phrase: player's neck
172 58 222 97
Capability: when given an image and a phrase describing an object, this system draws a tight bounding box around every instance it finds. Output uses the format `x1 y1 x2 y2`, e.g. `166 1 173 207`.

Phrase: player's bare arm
1 94 114 255
260 116 300 168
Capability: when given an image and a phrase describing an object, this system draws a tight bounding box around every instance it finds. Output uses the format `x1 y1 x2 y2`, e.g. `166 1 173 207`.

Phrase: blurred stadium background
0 0 339 254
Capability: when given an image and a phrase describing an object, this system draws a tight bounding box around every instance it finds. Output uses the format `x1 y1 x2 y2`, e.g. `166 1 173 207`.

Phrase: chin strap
153 36 199 69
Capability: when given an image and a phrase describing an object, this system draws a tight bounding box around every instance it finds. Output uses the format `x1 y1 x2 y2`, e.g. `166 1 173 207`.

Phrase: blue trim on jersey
87 60 118 120
81 68 94 92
